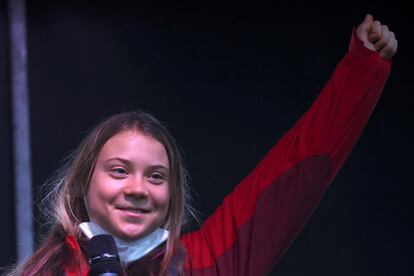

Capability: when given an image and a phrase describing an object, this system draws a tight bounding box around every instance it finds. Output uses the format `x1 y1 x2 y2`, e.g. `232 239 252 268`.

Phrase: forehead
98 130 169 166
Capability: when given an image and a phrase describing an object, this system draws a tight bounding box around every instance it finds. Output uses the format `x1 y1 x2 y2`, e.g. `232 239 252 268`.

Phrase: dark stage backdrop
0 0 16 270
1 1 412 275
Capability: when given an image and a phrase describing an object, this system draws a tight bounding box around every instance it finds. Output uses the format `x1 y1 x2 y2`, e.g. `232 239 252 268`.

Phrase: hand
356 14 398 59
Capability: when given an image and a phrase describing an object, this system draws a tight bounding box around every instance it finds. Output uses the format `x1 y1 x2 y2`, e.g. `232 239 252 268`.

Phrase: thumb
358 14 374 34
356 14 375 50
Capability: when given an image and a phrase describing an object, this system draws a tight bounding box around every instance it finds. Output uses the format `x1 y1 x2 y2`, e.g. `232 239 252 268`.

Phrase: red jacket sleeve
181 31 391 276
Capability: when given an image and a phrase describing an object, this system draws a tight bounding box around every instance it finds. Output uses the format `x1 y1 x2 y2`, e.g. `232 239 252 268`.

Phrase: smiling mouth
118 207 150 214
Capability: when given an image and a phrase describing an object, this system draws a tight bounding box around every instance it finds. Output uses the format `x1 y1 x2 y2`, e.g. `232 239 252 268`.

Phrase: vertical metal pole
8 0 34 261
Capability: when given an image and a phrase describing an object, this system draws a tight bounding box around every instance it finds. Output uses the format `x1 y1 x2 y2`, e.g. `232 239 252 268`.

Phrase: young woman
8 14 397 275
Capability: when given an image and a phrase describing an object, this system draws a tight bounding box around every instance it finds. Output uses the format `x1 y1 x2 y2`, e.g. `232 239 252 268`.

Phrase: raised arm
182 15 397 275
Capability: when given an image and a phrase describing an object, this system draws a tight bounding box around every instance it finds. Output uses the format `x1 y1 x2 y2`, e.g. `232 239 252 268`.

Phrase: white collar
79 222 169 266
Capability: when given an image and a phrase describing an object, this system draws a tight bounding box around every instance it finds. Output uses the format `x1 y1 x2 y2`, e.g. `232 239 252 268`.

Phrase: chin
117 227 150 241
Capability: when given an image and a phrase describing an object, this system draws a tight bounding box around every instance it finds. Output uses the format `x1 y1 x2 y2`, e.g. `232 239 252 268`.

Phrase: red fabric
181 31 391 274
65 235 80 252
64 235 89 276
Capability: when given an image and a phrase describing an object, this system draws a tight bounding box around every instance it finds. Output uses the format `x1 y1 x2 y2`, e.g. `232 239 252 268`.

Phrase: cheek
85 184 101 219
153 187 170 213
86 179 100 206
85 174 114 215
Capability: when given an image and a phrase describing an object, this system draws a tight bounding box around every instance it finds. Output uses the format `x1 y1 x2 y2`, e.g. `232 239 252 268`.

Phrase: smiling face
85 130 170 241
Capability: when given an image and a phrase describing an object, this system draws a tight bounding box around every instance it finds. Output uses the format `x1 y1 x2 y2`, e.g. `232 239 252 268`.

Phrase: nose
123 176 149 198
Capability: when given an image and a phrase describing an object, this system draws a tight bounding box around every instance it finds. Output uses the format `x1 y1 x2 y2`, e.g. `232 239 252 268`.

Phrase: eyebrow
104 157 133 166
103 157 169 172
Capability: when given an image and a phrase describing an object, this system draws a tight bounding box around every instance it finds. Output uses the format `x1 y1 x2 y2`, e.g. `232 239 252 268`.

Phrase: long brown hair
8 111 194 275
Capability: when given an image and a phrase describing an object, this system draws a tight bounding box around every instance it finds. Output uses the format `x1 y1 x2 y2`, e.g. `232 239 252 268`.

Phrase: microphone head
88 234 121 275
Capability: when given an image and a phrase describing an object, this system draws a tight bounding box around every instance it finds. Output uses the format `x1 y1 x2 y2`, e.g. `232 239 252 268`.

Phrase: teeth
125 208 144 213
118 207 149 214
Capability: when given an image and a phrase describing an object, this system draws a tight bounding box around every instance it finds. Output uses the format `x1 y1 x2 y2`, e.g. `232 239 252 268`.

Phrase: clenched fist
356 14 398 59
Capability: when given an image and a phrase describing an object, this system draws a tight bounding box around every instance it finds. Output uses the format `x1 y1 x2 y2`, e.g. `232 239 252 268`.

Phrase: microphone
88 234 121 276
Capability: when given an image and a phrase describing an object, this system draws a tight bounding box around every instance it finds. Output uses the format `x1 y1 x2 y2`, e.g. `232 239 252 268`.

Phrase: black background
1 0 412 275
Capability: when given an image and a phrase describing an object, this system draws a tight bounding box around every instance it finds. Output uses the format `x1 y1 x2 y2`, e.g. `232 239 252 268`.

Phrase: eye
109 167 128 178
147 172 166 184
114 168 127 174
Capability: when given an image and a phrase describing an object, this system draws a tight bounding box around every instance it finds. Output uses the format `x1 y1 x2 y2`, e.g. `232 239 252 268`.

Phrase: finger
358 14 374 33
373 25 390 51
356 14 375 50
379 32 398 59
356 14 373 39
368 20 383 42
